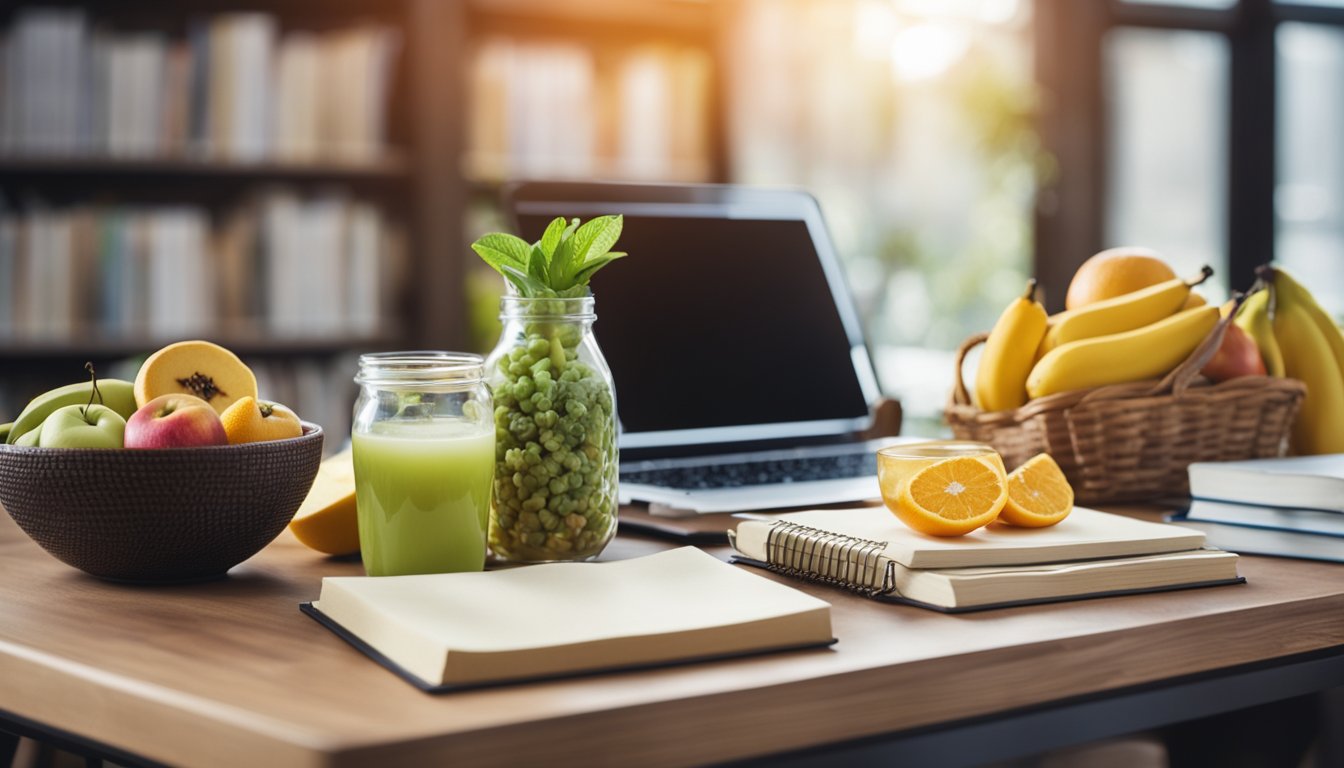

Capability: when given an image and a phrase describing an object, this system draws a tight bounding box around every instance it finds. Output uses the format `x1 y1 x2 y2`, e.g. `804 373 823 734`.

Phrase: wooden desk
1 509 1342 768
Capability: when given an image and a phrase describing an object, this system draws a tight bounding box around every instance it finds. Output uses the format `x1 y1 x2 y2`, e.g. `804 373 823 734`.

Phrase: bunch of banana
1238 268 1344 454
1036 266 1213 357
975 279 1047 411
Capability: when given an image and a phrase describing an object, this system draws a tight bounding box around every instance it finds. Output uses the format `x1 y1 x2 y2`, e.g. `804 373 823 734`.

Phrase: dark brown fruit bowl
0 423 324 583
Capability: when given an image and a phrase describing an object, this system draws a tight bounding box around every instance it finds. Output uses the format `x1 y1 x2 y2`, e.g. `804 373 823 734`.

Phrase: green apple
14 425 41 446
7 378 137 445
38 404 126 449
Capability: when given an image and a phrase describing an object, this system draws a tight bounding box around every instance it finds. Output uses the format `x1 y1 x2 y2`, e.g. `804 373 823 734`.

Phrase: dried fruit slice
289 449 359 555
999 453 1074 527
134 340 258 415
895 455 1007 537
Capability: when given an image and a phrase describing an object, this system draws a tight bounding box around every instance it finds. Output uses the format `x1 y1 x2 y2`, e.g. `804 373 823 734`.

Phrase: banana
1183 292 1208 310
1272 290 1344 454
0 422 10 442
975 279 1048 411
1038 266 1212 355
7 378 138 444
1274 268 1344 378
1233 288 1286 378
1026 305 1219 399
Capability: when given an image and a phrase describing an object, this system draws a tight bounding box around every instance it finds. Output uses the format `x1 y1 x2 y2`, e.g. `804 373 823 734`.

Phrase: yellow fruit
1183 292 1208 310
1234 288 1286 378
999 453 1074 527
974 279 1048 412
220 396 303 444
1026 305 1218 398
134 340 258 415
893 455 1007 537
1275 268 1344 379
1039 266 1211 355
1065 246 1176 310
1271 277 1344 455
289 448 359 555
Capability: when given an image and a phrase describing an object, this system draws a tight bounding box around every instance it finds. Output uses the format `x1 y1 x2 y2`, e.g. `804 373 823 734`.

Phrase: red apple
125 394 228 449
1202 323 1268 382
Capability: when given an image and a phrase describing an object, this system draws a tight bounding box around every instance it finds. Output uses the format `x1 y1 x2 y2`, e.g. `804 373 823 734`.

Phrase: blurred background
0 0 1340 439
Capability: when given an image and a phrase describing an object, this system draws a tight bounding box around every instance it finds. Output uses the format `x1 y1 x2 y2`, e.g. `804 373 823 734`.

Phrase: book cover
1168 513 1344 564
304 547 834 691
1188 455 1344 513
1182 499 1344 539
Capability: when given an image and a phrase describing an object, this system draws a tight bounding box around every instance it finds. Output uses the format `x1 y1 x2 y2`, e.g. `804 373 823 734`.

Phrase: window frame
1033 0 1344 311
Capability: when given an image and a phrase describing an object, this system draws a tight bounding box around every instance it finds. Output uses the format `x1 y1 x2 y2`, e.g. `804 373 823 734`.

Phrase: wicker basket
945 313 1306 505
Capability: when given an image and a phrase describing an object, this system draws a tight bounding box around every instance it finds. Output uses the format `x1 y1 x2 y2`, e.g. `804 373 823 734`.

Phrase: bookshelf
0 0 728 438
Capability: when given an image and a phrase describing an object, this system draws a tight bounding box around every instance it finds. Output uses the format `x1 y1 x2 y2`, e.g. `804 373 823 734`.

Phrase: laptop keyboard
620 451 877 490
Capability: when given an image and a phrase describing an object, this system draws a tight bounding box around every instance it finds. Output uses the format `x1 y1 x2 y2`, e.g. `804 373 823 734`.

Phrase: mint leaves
471 215 625 298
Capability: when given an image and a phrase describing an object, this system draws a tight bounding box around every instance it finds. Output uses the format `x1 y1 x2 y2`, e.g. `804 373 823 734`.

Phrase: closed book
1181 499 1344 538
304 547 834 691
1168 512 1344 564
730 507 1241 612
1188 455 1344 513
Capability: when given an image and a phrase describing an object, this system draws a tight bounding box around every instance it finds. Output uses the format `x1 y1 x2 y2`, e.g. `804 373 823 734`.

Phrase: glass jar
485 296 618 562
351 352 494 576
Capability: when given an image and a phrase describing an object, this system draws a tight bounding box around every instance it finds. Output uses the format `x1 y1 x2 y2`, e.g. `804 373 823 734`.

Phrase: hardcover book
304 547 834 691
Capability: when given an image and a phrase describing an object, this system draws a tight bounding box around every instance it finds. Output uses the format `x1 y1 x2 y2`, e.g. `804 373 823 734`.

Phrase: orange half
999 453 1074 527
895 456 1007 537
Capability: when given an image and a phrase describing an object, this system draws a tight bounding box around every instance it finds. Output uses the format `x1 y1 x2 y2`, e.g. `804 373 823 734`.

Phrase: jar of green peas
485 295 618 562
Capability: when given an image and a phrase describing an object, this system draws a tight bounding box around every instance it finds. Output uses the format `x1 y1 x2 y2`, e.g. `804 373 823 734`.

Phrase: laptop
505 182 910 516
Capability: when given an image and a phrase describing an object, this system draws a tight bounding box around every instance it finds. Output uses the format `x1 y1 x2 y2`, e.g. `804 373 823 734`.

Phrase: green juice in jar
352 419 494 576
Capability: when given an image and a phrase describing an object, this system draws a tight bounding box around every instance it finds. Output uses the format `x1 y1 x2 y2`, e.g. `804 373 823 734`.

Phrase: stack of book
729 506 1243 612
0 194 405 343
0 7 397 162
1168 455 1344 564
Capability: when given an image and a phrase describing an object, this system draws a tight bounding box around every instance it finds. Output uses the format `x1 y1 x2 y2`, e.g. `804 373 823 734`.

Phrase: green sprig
471 215 625 298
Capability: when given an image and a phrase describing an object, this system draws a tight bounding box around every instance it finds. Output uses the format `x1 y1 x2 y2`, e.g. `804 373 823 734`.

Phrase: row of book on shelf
0 7 397 162
466 39 713 182
0 193 406 341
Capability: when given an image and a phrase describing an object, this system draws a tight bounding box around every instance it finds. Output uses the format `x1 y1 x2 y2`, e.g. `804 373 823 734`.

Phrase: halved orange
999 453 1074 527
894 456 1007 537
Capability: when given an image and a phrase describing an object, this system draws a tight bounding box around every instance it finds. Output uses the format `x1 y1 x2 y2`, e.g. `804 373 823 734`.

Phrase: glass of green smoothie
351 352 494 576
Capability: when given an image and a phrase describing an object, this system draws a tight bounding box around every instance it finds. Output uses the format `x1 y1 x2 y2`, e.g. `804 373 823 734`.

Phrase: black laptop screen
515 213 870 437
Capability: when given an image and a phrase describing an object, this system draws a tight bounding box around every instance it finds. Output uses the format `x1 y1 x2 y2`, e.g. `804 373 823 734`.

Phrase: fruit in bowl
0 341 323 582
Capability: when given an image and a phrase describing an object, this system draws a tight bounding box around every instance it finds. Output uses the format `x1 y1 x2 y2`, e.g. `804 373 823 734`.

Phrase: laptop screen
511 187 879 452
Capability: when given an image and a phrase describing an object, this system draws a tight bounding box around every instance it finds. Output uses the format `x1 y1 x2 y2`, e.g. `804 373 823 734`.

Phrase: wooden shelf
0 153 410 181
0 333 403 359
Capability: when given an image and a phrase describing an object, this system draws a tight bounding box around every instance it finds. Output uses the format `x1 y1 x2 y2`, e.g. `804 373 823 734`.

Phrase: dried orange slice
999 453 1074 527
895 456 1007 537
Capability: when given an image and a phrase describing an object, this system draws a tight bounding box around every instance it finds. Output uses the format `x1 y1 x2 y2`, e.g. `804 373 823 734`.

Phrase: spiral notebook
729 507 1243 612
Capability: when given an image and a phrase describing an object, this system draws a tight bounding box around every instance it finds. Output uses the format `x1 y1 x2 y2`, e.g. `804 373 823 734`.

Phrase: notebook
506 182 902 516
303 547 834 691
729 507 1242 612
1187 454 1344 512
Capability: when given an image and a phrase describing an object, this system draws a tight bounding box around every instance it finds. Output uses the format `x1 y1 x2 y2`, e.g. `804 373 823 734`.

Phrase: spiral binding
762 520 898 599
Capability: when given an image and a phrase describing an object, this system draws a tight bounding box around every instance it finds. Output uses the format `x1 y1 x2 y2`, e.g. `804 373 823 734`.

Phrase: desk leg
1 729 17 768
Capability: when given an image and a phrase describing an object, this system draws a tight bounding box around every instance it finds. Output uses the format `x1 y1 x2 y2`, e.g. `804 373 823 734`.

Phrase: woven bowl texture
0 423 323 583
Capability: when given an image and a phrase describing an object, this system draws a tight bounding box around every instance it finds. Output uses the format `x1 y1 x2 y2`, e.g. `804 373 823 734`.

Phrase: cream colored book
730 507 1241 611
305 547 833 690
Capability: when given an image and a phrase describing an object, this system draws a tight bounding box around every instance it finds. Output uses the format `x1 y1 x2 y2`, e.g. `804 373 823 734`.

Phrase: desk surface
1 509 1343 768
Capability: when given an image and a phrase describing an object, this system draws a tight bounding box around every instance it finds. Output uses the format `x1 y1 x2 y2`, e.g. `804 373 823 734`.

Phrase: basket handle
951 332 989 407
1082 302 1236 405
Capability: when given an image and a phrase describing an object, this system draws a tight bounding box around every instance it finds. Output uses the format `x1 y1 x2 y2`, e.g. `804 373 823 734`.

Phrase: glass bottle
351 352 494 576
485 296 618 562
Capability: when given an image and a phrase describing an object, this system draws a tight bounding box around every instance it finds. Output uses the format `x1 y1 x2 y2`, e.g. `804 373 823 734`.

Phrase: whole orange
1065 246 1176 310
220 396 303 444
